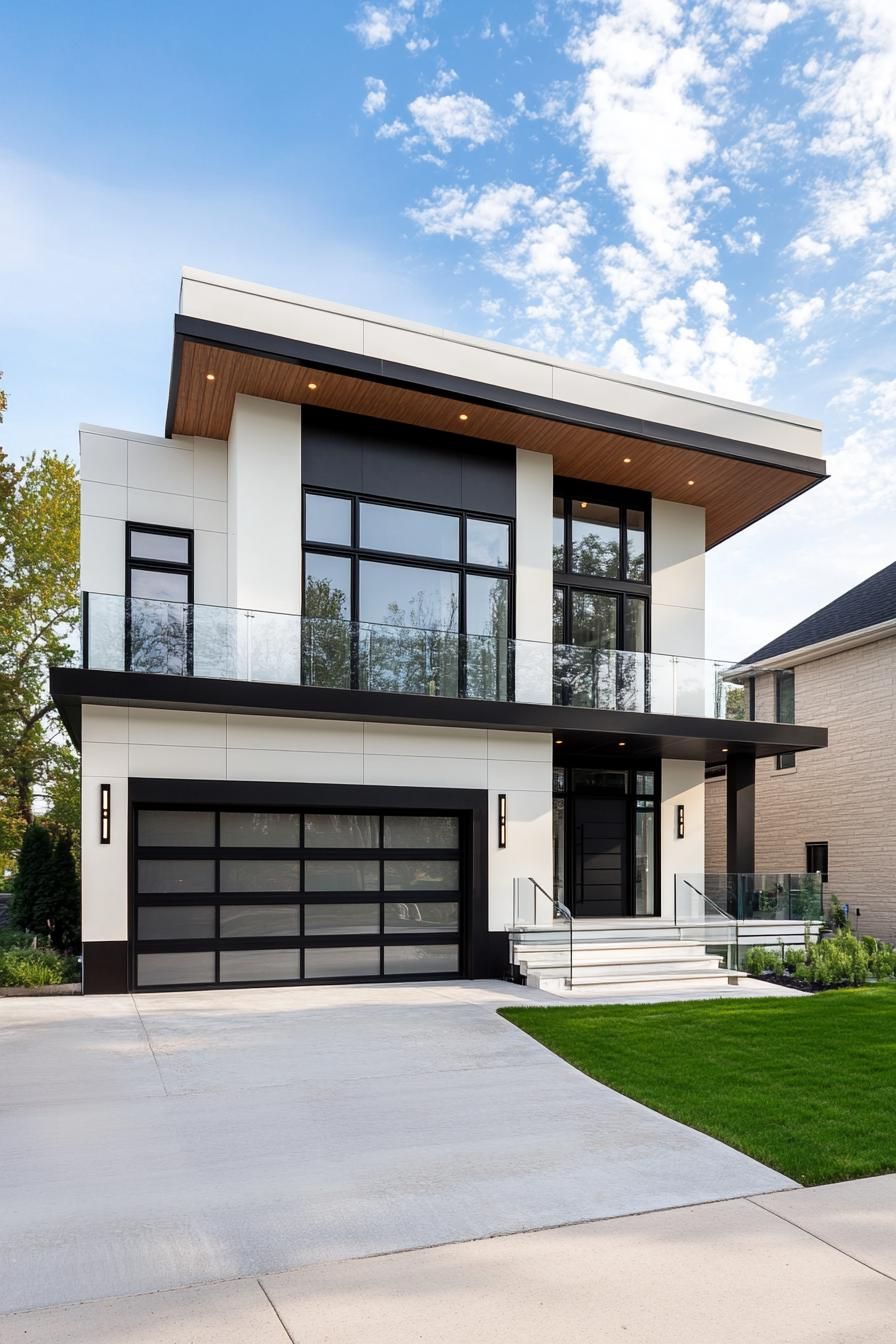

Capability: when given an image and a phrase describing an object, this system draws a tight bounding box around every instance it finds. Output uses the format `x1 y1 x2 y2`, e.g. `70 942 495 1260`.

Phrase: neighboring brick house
706 561 896 942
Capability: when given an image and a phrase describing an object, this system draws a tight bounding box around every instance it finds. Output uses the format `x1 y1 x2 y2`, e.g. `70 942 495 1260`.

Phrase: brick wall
705 635 896 941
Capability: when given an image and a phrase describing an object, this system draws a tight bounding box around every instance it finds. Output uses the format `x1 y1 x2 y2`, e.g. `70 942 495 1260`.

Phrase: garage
132 806 466 990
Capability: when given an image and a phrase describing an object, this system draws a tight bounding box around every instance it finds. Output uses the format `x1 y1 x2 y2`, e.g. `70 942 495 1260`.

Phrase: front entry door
573 797 628 917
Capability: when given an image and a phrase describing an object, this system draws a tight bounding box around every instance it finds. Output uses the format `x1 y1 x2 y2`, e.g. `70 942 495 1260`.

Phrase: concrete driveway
0 980 795 1315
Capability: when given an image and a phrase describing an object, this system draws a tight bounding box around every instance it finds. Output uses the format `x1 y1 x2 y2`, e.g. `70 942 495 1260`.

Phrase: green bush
869 941 896 981
0 946 79 988
784 946 806 973
745 947 784 976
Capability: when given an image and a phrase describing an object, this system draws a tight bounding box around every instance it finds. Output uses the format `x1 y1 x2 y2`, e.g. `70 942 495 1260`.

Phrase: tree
0 389 80 865
33 833 80 951
9 821 54 934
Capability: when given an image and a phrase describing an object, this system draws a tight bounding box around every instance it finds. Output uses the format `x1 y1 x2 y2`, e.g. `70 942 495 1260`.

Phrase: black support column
726 753 755 875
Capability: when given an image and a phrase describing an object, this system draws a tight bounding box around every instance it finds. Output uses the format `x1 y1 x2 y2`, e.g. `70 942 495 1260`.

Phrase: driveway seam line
256 1277 298 1342
746 1197 896 1284
129 994 169 1097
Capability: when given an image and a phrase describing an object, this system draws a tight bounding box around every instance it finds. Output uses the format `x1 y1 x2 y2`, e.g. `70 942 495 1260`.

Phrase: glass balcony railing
675 873 824 923
81 591 771 721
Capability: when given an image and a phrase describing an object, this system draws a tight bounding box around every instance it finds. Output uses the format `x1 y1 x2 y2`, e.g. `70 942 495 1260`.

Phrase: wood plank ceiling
173 339 823 549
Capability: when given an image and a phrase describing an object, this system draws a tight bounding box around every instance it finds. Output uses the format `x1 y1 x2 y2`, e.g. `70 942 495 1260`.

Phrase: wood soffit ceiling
172 337 826 549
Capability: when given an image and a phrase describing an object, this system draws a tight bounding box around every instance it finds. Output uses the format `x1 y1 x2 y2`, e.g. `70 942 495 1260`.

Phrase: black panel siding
301 407 516 517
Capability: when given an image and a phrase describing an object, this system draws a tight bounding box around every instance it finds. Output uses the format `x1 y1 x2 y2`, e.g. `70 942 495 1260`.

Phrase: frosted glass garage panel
383 901 458 933
137 952 215 986
304 860 380 891
219 860 301 892
304 903 379 935
137 860 215 894
382 816 458 849
304 814 380 848
219 905 301 938
384 945 459 975
220 813 301 847
219 949 301 983
137 906 215 940
138 810 215 847
304 946 381 978
384 860 459 892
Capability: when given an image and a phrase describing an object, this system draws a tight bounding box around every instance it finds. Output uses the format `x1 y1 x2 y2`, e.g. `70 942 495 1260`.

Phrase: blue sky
3 0 895 658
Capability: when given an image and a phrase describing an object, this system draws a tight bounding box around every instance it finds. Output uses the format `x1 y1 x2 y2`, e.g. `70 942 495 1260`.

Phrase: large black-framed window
552 480 650 708
131 804 465 990
125 524 194 675
302 489 513 701
775 669 796 770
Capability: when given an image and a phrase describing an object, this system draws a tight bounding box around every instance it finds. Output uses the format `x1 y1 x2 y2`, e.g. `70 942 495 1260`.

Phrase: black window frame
125 523 194 675
805 841 829 884
551 479 651 655
775 669 796 770
301 487 514 699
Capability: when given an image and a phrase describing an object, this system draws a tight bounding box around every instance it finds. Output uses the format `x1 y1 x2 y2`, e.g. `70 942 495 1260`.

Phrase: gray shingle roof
740 560 896 664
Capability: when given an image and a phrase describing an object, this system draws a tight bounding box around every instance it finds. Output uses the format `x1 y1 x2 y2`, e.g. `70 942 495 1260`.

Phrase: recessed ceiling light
205 373 215 382
722 748 729 753
618 740 626 747
580 501 588 509
555 739 564 745
307 382 318 390
458 413 469 421
623 456 632 463
687 479 695 486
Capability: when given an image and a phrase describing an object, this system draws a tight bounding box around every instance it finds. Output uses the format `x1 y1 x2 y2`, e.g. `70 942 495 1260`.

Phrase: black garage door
132 807 464 990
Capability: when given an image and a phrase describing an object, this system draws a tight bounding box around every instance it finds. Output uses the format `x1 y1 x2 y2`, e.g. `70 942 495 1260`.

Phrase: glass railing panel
676 873 824 922
80 594 815 729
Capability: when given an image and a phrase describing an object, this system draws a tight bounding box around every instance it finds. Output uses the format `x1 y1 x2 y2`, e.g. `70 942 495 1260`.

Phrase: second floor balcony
80 591 799 725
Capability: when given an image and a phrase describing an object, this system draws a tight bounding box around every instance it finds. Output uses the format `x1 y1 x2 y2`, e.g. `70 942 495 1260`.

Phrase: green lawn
499 985 896 1186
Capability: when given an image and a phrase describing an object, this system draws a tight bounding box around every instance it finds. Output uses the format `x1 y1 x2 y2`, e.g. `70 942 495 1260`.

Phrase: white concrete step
512 941 713 965
529 967 746 991
522 958 725 982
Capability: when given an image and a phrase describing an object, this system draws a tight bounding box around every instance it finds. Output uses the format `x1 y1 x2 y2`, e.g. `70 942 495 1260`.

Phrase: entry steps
511 932 745 992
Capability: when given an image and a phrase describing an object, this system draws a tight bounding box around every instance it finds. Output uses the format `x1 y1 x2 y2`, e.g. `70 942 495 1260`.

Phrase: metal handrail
530 877 575 989
680 878 739 970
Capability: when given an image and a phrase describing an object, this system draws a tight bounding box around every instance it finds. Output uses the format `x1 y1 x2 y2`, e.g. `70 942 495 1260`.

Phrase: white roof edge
79 422 177 447
730 617 896 676
179 266 823 433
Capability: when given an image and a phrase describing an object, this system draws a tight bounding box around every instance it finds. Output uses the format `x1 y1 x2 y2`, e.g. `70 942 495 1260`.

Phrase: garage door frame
128 778 500 992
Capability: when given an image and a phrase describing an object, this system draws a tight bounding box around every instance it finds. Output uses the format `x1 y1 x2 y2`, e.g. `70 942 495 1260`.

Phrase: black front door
573 797 628 917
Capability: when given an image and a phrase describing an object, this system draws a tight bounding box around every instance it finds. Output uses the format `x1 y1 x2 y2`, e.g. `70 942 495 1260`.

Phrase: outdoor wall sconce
498 794 507 848
100 783 111 844
676 804 685 839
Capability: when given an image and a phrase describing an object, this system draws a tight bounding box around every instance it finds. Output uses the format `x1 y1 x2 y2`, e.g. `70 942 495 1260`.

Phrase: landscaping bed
499 985 896 1186
0 933 80 991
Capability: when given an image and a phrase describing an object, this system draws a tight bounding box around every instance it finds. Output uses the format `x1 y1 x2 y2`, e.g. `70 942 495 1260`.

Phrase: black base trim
82 941 128 994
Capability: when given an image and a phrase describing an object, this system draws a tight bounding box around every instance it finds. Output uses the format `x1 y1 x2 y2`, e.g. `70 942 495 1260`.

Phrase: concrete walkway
1 979 797 1316
2 1177 895 1342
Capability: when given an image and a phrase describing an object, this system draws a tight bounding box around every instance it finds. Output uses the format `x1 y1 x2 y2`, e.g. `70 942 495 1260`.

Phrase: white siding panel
486 730 552 763
128 708 227 748
194 497 228 533
127 440 193 495
225 714 363 754
81 516 125 595
128 744 227 778
362 723 486 760
81 741 129 778
81 706 129 743
193 437 228 501
660 760 705 919
226 748 364 784
194 530 228 606
81 774 128 941
486 759 552 793
80 433 127 486
82 481 127 519
126 488 194 529
363 754 487 789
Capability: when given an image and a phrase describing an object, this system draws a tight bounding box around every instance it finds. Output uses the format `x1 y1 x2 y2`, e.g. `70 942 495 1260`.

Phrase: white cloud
375 118 409 140
777 290 825 336
408 92 503 151
788 233 832 263
792 0 896 251
408 183 536 240
362 77 387 117
723 216 762 254
350 4 415 48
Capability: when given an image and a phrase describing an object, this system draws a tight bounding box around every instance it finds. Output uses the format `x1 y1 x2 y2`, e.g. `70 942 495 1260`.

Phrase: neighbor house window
302 491 512 701
775 669 796 770
806 842 828 884
125 524 193 675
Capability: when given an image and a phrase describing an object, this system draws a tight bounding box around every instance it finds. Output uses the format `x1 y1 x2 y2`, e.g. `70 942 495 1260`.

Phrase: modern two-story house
51 268 828 994
707 561 896 942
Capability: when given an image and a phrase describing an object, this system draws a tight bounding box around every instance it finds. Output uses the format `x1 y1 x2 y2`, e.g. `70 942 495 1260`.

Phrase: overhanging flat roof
166 269 828 550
